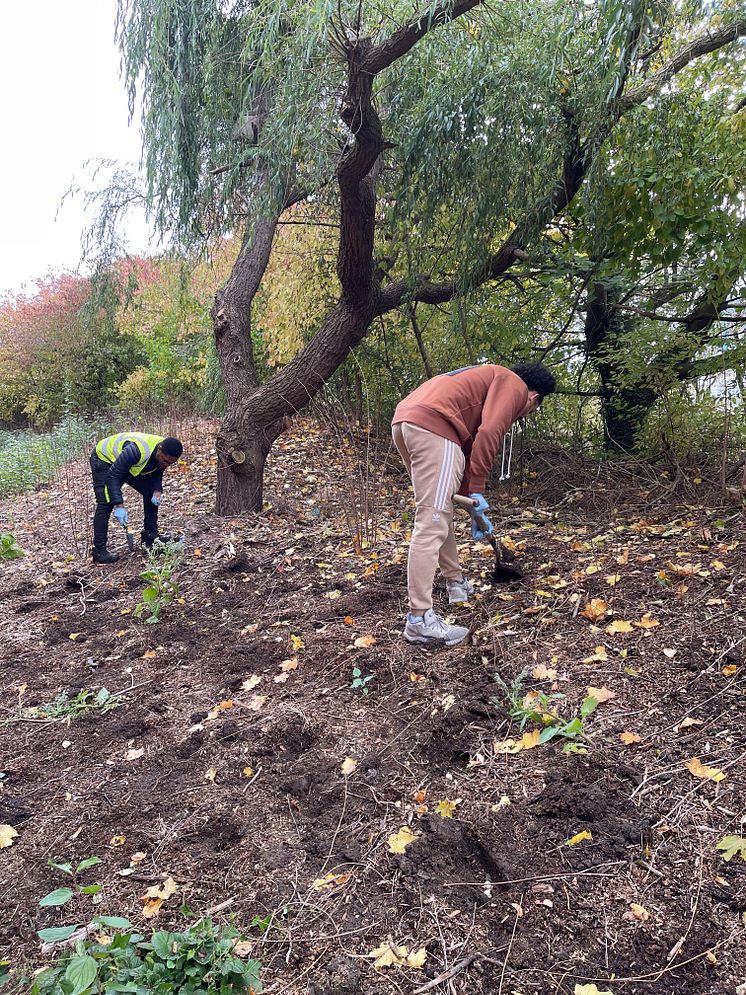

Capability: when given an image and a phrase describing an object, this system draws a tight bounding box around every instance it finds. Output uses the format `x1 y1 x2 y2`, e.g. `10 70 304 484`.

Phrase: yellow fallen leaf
711 560 726 571
388 826 420 854
635 614 659 629
434 799 458 818
343 616 355 625
630 902 650 922
143 650 157 659
369 943 409 968
587 686 616 704
406 948 427 968
141 877 178 918
532 664 558 680
0 824 18 848
341 757 358 777
109 835 126 847
723 664 737 677
566 830 593 846
605 574 622 586
313 871 352 890
207 699 234 719
290 635 305 650
518 729 541 750
241 675 262 691
325 590 342 600
575 985 613 995
685 757 725 783
581 598 608 621
606 619 633 634
69 633 80 641
582 645 608 664
619 731 641 745
242 767 255 778
354 634 377 648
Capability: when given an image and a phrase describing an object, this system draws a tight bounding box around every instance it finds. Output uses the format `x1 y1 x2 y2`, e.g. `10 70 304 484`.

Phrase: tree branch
362 0 485 75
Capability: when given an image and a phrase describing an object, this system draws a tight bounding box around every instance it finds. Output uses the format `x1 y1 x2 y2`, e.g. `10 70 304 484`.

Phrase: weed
492 671 598 753
0 416 102 500
0 531 25 559
4 687 120 726
135 539 184 623
27 918 262 995
350 667 374 695
37 856 104 935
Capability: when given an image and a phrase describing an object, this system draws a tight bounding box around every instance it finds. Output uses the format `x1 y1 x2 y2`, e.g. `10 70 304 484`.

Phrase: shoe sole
405 633 469 647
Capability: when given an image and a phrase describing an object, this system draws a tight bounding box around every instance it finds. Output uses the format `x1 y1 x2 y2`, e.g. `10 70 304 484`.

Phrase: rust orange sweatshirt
392 365 528 492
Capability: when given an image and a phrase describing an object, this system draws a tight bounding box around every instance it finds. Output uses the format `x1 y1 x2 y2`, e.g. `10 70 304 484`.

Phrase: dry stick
411 953 479 995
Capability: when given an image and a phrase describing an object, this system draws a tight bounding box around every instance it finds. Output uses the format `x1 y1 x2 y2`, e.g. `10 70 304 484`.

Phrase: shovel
122 524 135 553
453 494 523 583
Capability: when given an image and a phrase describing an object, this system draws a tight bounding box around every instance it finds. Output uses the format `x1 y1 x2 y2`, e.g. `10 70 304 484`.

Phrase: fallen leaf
313 871 352 890
581 599 608 621
354 634 377 648
586 686 616 703
241 675 262 691
532 664 558 680
635 614 659 629
68 633 80 641
434 799 458 818
605 573 622 586
716 835 746 862
140 877 178 918
242 767 255 778
343 616 355 625
675 717 703 732
368 943 408 968
630 902 650 922
143 650 157 659
582 645 608 664
233 940 254 957
240 623 259 636
205 767 217 782
109 835 126 847
723 664 737 677
0 825 18 848
405 948 427 968
125 748 144 761
606 619 634 634
684 757 726 783
246 695 266 712
290 635 305 651
619 731 641 745
575 985 613 995
663 648 677 658
273 672 290 684
518 729 542 750
388 826 420 854
207 699 234 719
280 657 299 672
566 830 593 846
341 757 357 777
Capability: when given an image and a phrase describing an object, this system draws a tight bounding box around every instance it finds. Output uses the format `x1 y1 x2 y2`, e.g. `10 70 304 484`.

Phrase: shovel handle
452 493 493 534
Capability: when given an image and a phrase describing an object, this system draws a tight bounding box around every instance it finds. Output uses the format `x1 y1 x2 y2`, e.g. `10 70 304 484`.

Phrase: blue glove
113 507 128 526
151 494 162 506
469 493 490 515
468 493 493 539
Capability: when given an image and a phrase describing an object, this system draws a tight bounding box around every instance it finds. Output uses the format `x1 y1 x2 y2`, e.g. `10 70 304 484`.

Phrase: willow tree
116 0 746 512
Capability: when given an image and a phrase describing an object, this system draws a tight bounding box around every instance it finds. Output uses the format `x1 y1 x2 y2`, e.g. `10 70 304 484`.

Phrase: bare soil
1 420 745 994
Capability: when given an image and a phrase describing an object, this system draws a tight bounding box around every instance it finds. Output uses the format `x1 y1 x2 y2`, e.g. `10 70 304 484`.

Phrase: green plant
0 531 25 559
350 667 374 696
135 539 184 623
36 856 104 941
4 688 120 726
28 918 262 995
492 672 598 753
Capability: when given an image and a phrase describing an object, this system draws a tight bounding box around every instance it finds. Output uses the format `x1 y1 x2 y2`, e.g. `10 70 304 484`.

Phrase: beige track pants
392 422 466 613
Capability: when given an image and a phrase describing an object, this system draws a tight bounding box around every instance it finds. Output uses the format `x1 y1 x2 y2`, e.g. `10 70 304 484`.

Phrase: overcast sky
0 0 151 298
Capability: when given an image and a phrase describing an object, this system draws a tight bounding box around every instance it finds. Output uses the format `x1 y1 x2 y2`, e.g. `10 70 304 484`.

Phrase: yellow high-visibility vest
95 433 164 476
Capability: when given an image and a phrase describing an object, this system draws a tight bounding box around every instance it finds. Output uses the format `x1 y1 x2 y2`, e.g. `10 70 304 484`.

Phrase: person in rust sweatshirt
392 362 556 646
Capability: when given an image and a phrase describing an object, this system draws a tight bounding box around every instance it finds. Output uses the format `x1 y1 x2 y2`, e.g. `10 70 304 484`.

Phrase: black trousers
90 453 159 550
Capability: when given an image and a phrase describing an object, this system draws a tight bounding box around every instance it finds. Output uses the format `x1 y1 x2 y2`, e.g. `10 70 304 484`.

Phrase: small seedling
135 539 184 623
0 531 25 559
37 856 104 940
493 672 598 753
4 687 120 726
28 917 262 994
350 667 374 695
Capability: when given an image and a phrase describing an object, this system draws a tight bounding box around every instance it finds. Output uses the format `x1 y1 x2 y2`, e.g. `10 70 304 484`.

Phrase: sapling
135 539 184 623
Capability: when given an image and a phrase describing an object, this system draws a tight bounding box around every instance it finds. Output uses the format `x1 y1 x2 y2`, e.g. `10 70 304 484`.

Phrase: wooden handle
453 494 477 510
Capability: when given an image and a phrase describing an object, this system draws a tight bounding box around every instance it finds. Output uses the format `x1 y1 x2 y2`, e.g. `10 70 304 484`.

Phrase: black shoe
93 548 119 564
141 530 174 549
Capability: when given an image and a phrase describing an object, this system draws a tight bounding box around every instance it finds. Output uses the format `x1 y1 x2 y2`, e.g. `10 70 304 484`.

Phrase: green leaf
142 587 158 603
538 725 560 743
39 887 74 907
37 925 79 942
80 884 102 895
150 931 175 959
580 696 599 718
716 835 746 862
76 856 102 873
64 954 97 995
47 860 74 875
94 915 131 929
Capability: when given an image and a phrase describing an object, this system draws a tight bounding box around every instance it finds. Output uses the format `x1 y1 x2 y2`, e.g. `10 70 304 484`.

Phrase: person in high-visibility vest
89 433 183 563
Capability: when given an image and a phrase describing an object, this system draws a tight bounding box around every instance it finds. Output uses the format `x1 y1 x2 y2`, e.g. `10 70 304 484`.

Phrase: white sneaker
405 609 470 647
447 577 475 604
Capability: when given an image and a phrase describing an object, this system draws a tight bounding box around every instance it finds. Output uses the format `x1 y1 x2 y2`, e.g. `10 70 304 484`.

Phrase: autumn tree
116 0 746 511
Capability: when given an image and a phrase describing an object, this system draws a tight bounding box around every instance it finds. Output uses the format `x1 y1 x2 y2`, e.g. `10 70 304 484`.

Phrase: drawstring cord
499 423 519 480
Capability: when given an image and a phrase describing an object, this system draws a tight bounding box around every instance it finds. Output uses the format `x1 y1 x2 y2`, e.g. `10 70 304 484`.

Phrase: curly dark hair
510 362 557 400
